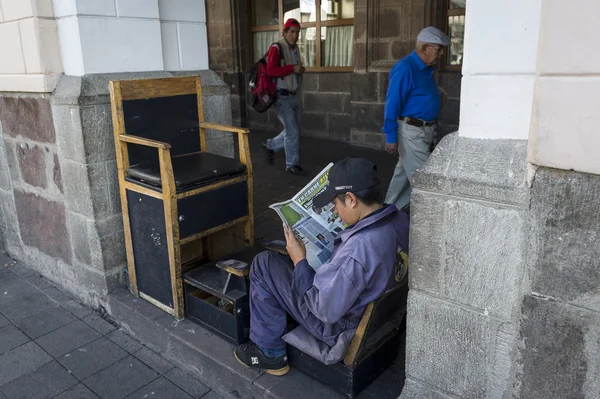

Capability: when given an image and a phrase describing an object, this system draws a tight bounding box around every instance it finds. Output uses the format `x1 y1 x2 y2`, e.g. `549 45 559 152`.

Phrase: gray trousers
385 121 434 210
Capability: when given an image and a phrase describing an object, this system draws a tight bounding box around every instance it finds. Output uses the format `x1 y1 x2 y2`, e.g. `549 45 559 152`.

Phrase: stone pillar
402 0 600 397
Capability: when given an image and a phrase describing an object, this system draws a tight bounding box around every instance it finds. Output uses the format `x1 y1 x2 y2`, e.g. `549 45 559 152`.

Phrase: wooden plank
139 292 176 316
119 77 197 101
175 175 247 200
343 302 374 366
119 134 171 149
109 80 139 296
238 133 254 246
179 216 250 245
123 181 163 199
305 66 354 73
199 122 250 134
316 0 322 68
321 18 354 27
195 77 207 152
159 147 185 320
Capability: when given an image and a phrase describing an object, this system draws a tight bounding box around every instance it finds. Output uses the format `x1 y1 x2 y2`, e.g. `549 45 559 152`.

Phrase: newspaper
270 163 345 270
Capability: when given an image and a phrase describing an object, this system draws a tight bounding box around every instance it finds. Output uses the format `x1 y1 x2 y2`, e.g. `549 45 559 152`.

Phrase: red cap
284 18 301 30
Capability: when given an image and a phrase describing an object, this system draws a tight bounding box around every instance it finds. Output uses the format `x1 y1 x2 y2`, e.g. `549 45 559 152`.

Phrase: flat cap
417 26 451 46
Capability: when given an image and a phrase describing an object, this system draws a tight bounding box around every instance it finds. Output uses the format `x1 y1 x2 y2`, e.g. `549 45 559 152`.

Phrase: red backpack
248 43 281 113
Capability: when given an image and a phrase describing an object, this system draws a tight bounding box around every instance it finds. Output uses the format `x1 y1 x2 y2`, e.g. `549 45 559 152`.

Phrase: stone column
401 0 542 397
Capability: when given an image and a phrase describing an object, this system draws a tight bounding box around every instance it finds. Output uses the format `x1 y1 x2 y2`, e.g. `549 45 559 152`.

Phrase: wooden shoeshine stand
109 76 408 398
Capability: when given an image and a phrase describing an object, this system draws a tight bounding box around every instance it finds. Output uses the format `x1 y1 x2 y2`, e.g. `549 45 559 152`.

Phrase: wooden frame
250 0 355 72
109 76 254 320
443 0 466 71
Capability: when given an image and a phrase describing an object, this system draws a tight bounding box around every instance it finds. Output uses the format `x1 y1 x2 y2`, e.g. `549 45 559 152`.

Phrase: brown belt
400 117 435 127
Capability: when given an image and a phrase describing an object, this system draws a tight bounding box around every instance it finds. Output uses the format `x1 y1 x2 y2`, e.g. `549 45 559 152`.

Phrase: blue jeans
267 93 302 168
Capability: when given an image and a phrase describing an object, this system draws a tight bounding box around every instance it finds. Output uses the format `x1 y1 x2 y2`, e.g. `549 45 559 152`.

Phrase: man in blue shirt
382 27 450 211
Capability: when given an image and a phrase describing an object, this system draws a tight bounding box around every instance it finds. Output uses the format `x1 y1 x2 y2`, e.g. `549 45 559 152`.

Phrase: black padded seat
127 152 246 191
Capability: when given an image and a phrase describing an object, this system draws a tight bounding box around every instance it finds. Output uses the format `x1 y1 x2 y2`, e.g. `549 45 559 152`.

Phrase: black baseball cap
313 158 380 208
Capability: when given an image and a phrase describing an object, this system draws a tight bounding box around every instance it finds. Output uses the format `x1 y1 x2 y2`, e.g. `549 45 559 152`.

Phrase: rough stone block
443 200 525 319
304 93 344 114
0 96 56 143
350 72 379 102
100 232 126 269
14 190 72 263
405 292 490 398
0 145 11 191
411 133 457 194
407 191 444 295
67 211 94 265
62 160 109 218
105 161 121 215
80 105 116 163
350 130 385 149
518 295 600 399
400 378 455 399
16 143 48 188
530 168 600 312
0 190 18 233
378 8 401 38
96 214 124 238
318 72 351 93
52 105 86 163
53 154 63 193
328 114 352 142
302 73 318 92
351 103 384 132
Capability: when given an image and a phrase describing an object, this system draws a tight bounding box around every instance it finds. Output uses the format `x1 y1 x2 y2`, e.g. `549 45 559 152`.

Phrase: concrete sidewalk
0 254 222 399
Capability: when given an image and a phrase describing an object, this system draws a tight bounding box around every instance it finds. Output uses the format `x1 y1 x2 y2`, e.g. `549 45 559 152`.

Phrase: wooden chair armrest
199 122 250 135
119 134 171 149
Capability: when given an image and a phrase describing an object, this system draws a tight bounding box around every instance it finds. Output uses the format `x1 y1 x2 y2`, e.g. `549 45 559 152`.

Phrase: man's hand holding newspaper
283 224 306 266
270 163 345 270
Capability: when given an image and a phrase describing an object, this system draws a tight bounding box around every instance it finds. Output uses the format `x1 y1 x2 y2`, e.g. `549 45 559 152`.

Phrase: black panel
127 190 173 308
177 182 248 239
122 94 201 165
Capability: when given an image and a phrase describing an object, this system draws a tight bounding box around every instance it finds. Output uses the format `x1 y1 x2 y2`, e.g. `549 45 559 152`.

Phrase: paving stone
164 368 211 399
0 269 20 288
25 273 55 290
58 337 129 380
83 355 158 399
83 312 117 335
133 346 175 374
0 325 30 355
54 384 100 399
36 320 102 357
0 313 9 328
201 392 225 399
0 341 52 386
43 286 93 318
14 305 77 339
126 377 194 399
0 389 6 398
106 329 143 353
0 279 58 322
0 361 78 399
9 262 36 278
254 368 345 399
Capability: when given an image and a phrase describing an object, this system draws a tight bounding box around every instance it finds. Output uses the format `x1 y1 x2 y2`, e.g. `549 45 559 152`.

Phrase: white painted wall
459 0 543 140
0 0 63 92
53 0 209 76
528 0 600 175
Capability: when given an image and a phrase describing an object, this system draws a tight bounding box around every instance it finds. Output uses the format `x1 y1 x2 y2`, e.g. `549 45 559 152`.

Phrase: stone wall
0 70 233 308
205 0 461 150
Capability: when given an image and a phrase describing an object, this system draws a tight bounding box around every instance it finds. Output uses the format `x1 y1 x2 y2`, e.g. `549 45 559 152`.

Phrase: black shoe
261 142 274 165
286 165 306 176
234 341 290 376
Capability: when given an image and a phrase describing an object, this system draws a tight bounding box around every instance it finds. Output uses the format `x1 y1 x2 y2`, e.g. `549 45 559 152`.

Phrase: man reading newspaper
233 158 410 375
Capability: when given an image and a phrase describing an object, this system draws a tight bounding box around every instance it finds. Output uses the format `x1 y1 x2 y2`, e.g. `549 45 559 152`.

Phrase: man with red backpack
261 18 306 175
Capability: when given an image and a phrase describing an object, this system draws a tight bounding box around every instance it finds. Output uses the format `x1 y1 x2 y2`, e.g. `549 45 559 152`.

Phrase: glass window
445 0 466 67
253 0 280 26
252 0 354 70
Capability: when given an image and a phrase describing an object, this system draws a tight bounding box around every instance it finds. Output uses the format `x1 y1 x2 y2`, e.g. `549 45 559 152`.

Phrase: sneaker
233 341 290 376
286 165 306 176
261 142 274 165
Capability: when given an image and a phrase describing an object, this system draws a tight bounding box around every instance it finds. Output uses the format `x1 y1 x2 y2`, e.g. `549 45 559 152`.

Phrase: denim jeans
267 93 302 168
385 121 434 210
